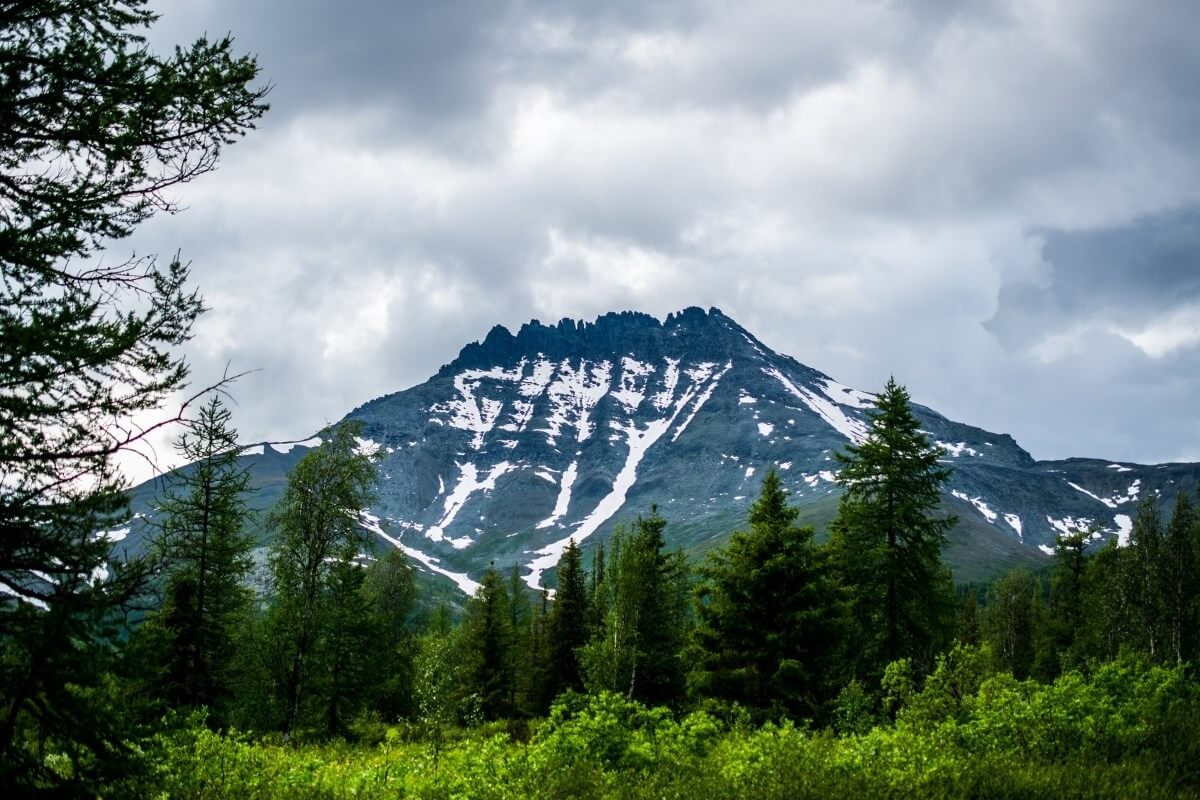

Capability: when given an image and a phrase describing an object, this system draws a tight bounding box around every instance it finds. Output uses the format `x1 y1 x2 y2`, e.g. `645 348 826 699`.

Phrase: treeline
117 378 1200 750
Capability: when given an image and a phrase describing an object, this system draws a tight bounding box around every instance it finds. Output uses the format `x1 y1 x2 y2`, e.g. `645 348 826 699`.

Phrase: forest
2 2 1200 798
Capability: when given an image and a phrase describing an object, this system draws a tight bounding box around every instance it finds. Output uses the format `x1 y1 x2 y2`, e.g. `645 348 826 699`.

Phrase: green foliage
828 378 957 679
0 0 266 791
142 396 255 723
981 569 1039 679
121 656 1200 799
690 469 843 721
581 508 691 707
460 563 517 720
261 421 377 738
547 540 591 701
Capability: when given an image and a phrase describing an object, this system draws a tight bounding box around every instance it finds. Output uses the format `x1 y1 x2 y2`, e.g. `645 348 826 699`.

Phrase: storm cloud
122 0 1200 477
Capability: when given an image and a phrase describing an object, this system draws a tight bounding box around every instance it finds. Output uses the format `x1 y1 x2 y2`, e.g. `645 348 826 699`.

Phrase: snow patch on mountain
362 511 481 595
612 357 655 413
1003 513 1023 539
270 437 322 454
765 367 868 444
1113 514 1133 546
354 437 382 457
427 461 513 544
757 422 774 437
938 441 979 458
952 490 997 523
819 379 875 410
525 363 719 588
538 359 613 446
536 460 578 529
672 362 731 442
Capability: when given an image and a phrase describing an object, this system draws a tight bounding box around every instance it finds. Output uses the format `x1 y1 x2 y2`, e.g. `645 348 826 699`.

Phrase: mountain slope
116 307 1199 592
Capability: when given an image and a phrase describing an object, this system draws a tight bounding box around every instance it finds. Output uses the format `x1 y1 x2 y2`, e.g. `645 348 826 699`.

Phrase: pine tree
265 421 376 739
690 469 843 721
145 396 254 720
547 540 590 700
0 2 266 787
828 378 956 678
461 563 515 720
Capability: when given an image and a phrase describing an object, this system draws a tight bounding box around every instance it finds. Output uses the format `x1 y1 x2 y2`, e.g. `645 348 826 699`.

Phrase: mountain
115 307 1200 595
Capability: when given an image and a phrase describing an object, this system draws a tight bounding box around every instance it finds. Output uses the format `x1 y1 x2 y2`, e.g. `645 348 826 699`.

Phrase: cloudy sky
125 0 1200 476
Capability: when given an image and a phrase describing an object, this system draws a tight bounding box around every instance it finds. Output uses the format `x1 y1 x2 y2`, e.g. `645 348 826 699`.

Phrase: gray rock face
120 307 1200 594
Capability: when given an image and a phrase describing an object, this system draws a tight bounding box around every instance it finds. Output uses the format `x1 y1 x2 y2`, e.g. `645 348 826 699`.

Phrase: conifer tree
1162 491 1198 663
547 540 590 699
361 549 418 721
690 469 842 721
828 378 956 677
461 563 515 720
145 395 254 720
0 1 266 786
581 508 690 706
265 421 376 738
519 589 554 715
981 570 1037 679
1043 531 1087 673
1129 496 1167 660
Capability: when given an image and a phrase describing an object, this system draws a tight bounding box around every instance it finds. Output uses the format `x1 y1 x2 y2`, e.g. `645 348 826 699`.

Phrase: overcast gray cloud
119 0 1200 478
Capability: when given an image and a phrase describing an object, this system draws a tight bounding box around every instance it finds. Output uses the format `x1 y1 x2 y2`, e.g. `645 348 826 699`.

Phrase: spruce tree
145 396 254 720
828 377 956 678
1129 496 1167 660
547 540 590 699
690 469 842 721
461 563 515 720
361 550 418 721
580 508 690 706
1043 531 1087 673
0 2 266 786
1162 491 1198 663
265 421 376 739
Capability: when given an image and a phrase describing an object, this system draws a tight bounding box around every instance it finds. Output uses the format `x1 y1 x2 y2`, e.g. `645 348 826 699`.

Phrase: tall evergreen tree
1129 496 1167 660
265 421 376 739
828 378 956 677
690 469 843 721
1162 491 1198 663
981 570 1038 680
0 1 266 787
460 563 515 720
1042 531 1087 674
547 540 590 699
580 508 690 706
361 549 418 721
145 396 254 720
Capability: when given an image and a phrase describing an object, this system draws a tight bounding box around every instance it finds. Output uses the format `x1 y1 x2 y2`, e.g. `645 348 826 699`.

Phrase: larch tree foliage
0 0 266 789
829 378 956 678
147 395 254 721
266 421 376 739
690 469 842 721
